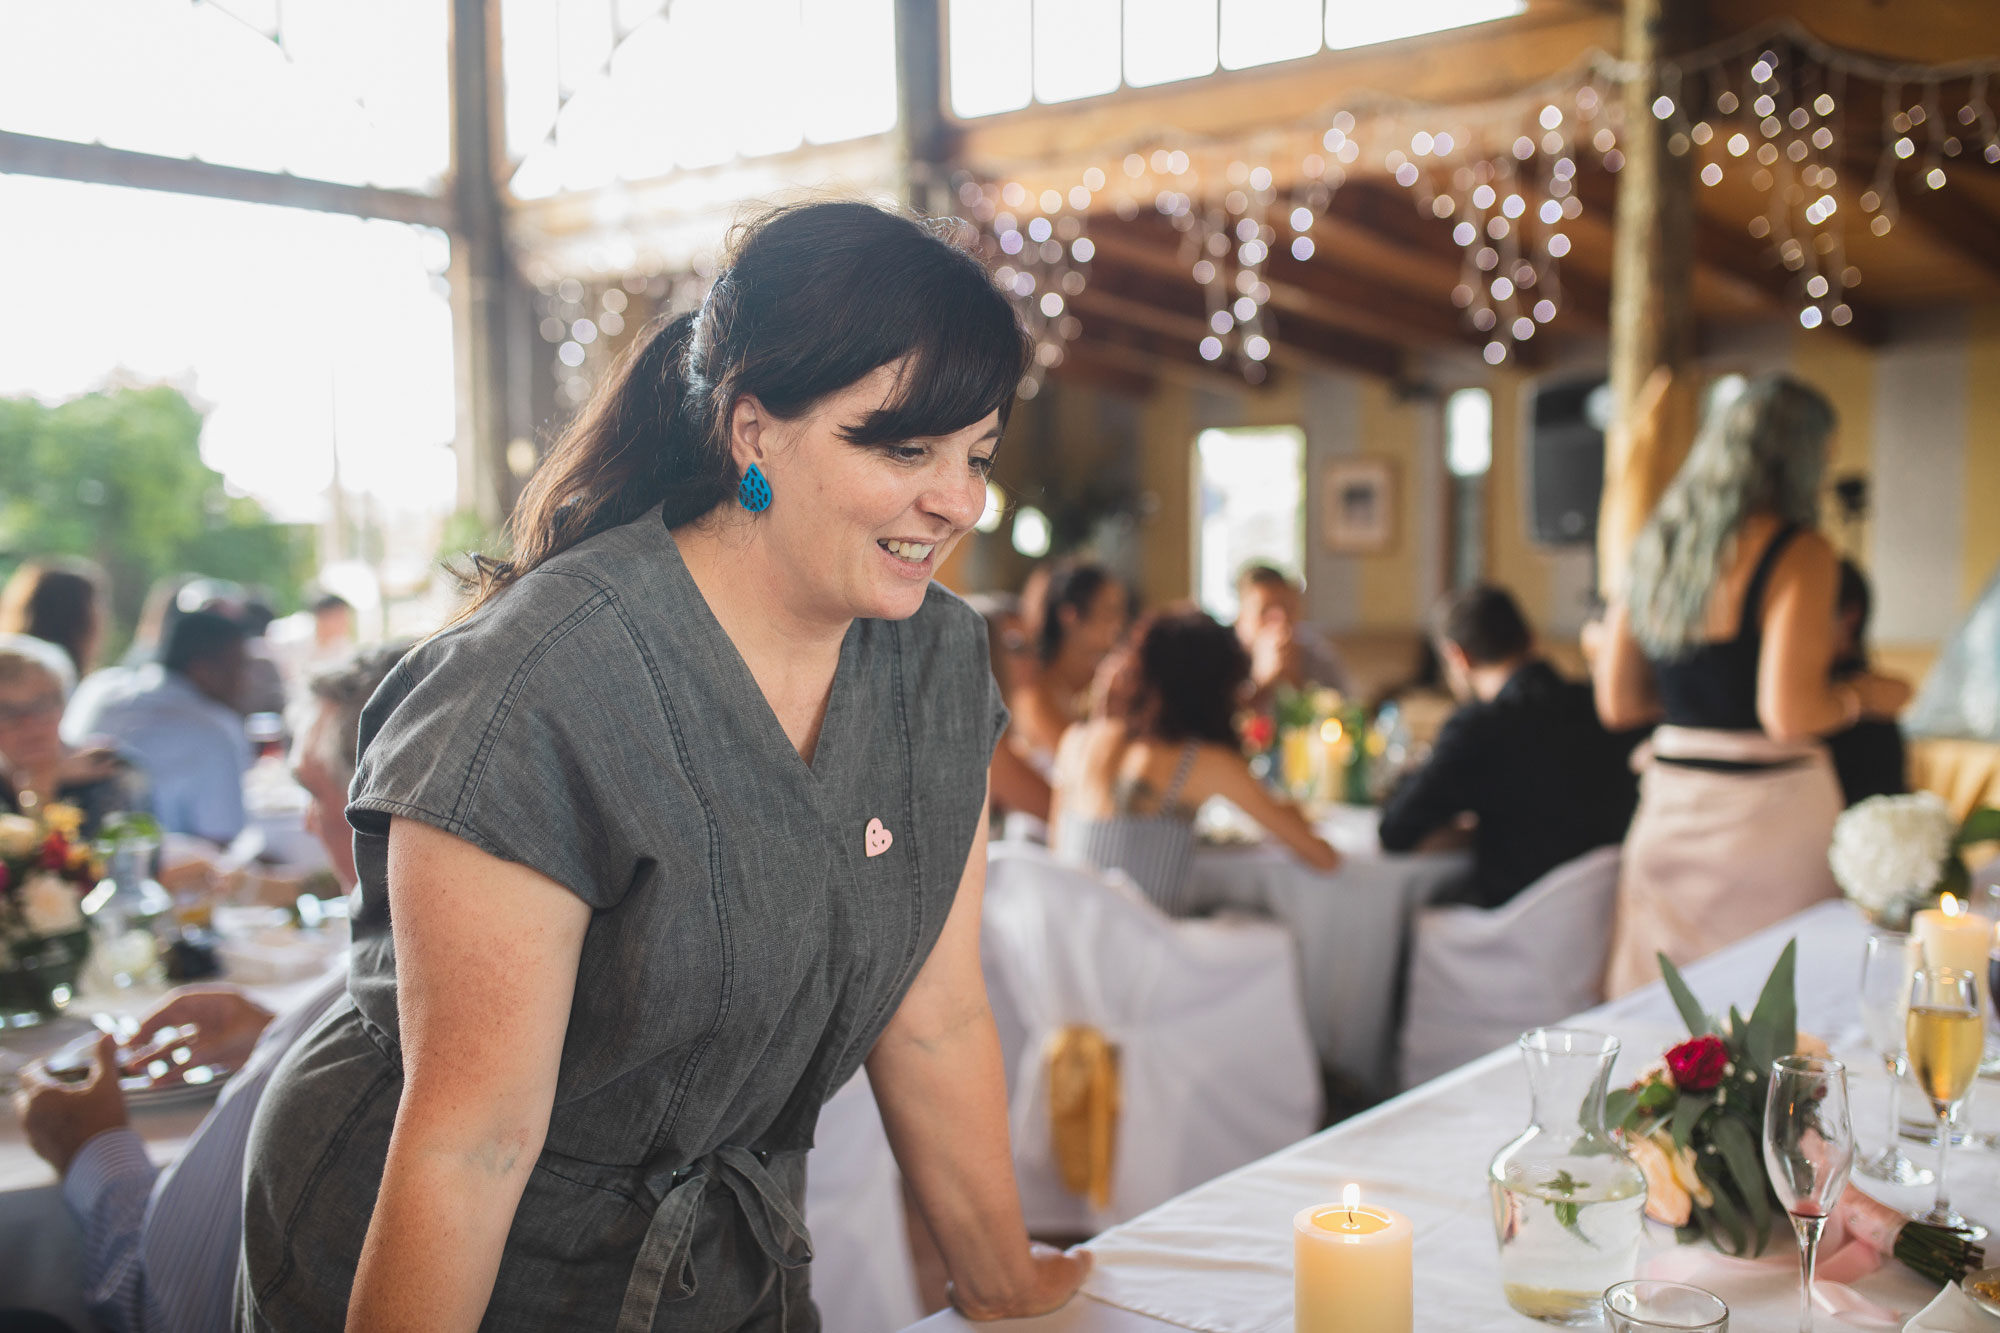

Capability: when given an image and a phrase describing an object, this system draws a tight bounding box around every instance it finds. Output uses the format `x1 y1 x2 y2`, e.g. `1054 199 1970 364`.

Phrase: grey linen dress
237 506 1005 1331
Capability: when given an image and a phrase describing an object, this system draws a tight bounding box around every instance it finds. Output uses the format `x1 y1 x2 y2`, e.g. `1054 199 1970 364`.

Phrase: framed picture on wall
1321 458 1396 554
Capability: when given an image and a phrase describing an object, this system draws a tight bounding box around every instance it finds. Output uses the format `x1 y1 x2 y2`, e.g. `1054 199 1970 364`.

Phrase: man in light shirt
14 644 404 1333
63 611 253 846
1234 564 1351 707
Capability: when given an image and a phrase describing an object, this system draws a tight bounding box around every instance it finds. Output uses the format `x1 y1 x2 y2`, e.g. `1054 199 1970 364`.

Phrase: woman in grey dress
238 201 1089 1330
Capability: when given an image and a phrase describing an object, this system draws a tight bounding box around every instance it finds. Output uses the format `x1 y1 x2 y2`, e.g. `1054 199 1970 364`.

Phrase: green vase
0 929 92 1027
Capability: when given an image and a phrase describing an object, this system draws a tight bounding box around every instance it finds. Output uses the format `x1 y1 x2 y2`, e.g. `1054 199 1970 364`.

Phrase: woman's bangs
841 270 1029 446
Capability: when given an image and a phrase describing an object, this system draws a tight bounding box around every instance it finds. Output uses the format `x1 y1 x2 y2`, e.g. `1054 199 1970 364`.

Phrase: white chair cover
981 842 1320 1236
805 1069 921 1333
1398 844 1625 1087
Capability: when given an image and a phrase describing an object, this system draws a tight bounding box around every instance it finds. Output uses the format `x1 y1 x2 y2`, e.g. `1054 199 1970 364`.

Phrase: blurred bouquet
1830 792 2000 930
1609 942 1981 1284
0 803 103 1019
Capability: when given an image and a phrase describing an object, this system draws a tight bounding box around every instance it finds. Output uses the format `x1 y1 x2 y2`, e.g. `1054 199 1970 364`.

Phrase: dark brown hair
1432 582 1533 667
0 558 105 678
1118 608 1249 747
463 200 1029 617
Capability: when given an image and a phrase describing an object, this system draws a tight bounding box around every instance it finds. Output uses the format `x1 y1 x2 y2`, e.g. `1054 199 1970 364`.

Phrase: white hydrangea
16 871 83 938
1829 791 1955 914
0 814 39 859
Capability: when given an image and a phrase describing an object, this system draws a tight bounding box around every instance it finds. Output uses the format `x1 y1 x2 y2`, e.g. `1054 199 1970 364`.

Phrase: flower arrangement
0 802 102 1019
1829 792 2000 930
1607 943 1984 1285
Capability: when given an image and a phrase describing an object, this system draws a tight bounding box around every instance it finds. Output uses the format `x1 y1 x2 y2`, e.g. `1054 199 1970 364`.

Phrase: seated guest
1009 560 1129 769
1827 559 1909 806
1235 563 1350 707
0 635 138 836
1378 586 1639 910
63 611 251 845
1051 608 1339 915
0 558 107 681
13 644 403 1333
966 593 1052 827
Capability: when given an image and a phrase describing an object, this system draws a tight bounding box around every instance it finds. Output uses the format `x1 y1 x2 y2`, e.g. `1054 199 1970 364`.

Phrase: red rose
40 834 67 870
1243 715 1276 752
1664 1034 1729 1093
0 861 10 894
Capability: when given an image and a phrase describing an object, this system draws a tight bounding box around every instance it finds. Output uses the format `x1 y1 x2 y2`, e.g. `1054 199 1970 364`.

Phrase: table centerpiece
0 802 101 1025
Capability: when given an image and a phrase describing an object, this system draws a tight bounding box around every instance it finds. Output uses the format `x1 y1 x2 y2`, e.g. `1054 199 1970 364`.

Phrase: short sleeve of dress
347 580 650 910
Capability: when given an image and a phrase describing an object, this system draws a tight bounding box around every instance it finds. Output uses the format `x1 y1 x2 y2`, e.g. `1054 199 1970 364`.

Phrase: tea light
1915 893 1993 1008
1294 1184 1413 1333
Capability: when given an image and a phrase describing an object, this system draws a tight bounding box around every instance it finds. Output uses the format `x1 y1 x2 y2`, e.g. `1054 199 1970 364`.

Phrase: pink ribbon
1640 1211 1905 1328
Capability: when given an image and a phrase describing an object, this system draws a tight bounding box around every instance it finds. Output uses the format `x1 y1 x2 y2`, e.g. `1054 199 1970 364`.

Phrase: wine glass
1763 1056 1854 1333
1906 966 1989 1238
1856 933 1930 1184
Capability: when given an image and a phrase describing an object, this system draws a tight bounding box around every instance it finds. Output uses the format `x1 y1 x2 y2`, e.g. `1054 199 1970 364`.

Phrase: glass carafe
82 834 173 989
1489 1028 1648 1325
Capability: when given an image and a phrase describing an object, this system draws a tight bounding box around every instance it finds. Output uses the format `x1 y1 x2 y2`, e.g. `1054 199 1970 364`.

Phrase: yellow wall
1965 308 2000 610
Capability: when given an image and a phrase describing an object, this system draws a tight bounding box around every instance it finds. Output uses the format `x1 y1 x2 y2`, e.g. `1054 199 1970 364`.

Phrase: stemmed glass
1855 933 1930 1184
1763 1056 1854 1333
1906 966 1989 1237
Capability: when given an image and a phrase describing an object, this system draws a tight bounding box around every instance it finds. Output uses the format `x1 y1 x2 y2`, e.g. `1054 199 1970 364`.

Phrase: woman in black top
1594 375 1909 994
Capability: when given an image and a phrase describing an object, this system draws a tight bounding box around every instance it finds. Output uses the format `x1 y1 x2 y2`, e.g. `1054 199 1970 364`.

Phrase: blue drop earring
737 463 772 513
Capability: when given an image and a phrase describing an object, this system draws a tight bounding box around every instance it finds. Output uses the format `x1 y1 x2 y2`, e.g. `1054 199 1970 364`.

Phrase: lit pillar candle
1914 893 1993 1010
1294 1185 1414 1333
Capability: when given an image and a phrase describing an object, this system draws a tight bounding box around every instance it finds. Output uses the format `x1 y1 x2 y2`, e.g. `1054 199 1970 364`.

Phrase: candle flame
1944 893 1963 918
1320 718 1344 744
1343 1183 1360 1211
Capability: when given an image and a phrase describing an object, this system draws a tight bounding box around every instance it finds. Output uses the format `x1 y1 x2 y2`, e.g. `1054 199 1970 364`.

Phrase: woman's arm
1006 681 1067 765
1759 533 1893 740
867 805 1089 1320
1593 600 1663 731
1203 750 1341 872
988 732 1052 822
345 818 592 1332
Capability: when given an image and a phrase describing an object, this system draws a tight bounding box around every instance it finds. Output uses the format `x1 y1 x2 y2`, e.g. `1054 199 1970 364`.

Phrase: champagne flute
1906 966 1989 1238
1763 1056 1854 1333
1855 933 1930 1184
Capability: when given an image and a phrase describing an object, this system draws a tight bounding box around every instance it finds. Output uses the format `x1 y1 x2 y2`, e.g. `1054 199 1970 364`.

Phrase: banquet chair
981 841 1320 1236
1398 844 1624 1088
803 1069 921 1332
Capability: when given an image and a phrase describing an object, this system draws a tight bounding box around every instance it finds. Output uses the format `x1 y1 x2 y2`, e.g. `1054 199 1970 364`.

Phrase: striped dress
1056 741 1202 917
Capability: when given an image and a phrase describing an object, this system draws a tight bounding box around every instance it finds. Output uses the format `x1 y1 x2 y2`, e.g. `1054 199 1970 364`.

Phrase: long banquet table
908 899 2000 1332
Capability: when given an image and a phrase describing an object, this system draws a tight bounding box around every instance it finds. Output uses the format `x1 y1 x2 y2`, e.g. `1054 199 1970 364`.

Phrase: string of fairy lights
537 20 2000 405
948 19 2000 388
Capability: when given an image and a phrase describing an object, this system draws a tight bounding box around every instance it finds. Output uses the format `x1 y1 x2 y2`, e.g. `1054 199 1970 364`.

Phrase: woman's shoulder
397 571 645 707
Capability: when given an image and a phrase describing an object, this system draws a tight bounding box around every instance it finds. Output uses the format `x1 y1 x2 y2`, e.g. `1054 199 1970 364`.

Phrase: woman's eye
889 445 928 463
971 455 996 476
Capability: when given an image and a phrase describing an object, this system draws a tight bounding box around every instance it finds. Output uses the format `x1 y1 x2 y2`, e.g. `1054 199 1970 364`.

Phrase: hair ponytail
454 199 1028 622
458 311 731 618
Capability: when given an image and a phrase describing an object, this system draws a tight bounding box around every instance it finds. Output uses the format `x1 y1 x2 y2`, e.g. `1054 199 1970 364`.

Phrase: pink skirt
1604 726 1841 998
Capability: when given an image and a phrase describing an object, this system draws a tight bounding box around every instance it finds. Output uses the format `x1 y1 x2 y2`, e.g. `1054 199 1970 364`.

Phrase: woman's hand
948 1243 1092 1320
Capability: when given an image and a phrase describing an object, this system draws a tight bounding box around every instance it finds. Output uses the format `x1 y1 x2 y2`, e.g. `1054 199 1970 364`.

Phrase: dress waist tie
616 1145 814 1333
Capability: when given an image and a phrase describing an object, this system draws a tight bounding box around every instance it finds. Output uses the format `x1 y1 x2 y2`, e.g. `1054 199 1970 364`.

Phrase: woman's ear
728 395 772 471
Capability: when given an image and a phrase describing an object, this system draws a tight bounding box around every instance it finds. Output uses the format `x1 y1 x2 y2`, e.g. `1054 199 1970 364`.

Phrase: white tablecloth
1186 807 1470 1094
907 900 2000 1332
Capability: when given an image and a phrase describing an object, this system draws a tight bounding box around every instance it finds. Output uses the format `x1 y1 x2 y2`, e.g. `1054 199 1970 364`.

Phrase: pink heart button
864 817 894 858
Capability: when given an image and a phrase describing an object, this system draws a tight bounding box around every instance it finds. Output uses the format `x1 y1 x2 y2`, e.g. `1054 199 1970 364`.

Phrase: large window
1194 426 1306 621
504 0 899 198
1445 387 1492 589
947 0 1526 118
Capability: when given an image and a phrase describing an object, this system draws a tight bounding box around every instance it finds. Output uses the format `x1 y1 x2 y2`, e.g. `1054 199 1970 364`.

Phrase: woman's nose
922 473 986 529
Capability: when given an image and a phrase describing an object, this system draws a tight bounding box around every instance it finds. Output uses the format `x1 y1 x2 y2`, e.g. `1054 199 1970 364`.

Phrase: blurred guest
0 635 137 835
65 575 198 740
965 594 1051 827
0 558 107 681
13 645 401 1333
1235 563 1350 706
235 599 287 717
1378 586 1639 909
1827 559 1909 806
1009 560 1128 767
66 611 252 845
1051 608 1338 915
1595 375 1911 994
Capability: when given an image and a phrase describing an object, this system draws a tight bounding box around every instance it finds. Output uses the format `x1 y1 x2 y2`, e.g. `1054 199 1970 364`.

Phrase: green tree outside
0 385 315 660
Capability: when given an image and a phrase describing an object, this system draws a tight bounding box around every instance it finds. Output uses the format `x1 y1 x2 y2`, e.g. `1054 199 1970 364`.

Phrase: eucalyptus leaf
1700 1187 1750 1257
1941 857 1972 902
1955 806 2000 849
1660 954 1715 1037
1709 1115 1772 1246
1605 1087 1638 1132
1746 940 1798 1076
1671 1094 1713 1153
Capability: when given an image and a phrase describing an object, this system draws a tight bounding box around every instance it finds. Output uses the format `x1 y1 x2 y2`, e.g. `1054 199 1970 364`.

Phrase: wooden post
1599 0 1698 596
895 0 951 216
448 0 521 526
